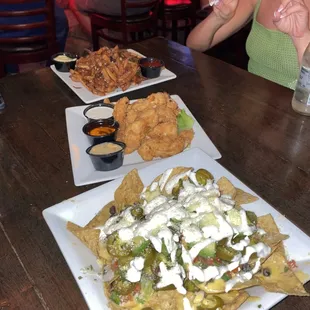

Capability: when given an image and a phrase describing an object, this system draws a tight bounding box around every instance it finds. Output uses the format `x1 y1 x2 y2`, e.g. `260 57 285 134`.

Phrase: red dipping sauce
140 59 163 68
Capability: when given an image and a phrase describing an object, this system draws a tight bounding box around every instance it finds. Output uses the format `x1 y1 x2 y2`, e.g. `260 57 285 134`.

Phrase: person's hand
212 0 239 23
273 0 310 38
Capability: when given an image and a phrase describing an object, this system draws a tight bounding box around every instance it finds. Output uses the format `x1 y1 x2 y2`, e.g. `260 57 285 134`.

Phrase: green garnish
133 240 150 256
110 291 121 305
221 273 231 282
177 109 194 132
136 296 145 304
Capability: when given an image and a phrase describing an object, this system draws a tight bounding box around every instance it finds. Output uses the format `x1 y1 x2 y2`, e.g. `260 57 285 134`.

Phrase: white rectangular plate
51 49 176 104
43 148 310 310
65 94 221 186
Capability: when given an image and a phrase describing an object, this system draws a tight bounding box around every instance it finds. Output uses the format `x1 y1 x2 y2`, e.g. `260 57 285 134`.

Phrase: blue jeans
0 1 69 72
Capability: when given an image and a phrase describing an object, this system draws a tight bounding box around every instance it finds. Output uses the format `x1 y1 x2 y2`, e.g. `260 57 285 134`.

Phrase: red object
140 59 163 68
288 259 298 270
165 0 191 4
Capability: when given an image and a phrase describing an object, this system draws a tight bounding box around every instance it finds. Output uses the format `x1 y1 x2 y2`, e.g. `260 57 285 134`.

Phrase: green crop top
246 0 299 89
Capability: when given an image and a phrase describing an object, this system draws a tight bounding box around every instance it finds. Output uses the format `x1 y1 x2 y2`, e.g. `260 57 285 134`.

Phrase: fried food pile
112 92 194 161
70 46 144 96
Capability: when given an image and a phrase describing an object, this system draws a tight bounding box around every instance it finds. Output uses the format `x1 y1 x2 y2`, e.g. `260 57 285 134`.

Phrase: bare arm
187 0 256 52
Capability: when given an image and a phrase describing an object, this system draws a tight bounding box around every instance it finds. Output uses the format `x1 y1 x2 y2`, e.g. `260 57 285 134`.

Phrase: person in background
0 0 68 73
69 0 154 36
186 0 310 89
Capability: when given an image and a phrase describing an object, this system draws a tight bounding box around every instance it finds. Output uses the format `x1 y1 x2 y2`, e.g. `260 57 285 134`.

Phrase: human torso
245 0 301 89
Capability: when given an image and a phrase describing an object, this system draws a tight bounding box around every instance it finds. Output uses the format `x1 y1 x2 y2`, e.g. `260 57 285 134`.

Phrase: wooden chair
0 0 59 78
158 0 197 44
90 0 160 50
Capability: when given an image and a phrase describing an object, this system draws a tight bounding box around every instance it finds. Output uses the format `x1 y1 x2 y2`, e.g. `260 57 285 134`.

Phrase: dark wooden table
0 37 309 310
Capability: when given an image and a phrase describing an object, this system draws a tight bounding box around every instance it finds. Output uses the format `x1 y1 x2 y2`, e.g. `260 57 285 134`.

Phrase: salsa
140 59 163 68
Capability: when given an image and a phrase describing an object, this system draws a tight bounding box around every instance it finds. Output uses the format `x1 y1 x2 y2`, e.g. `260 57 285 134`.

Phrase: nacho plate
43 148 310 310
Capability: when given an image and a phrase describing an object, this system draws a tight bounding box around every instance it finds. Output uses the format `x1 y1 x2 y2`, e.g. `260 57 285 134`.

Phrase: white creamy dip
85 106 113 120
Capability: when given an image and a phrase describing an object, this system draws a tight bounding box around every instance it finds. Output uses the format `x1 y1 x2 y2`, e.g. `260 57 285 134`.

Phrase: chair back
0 0 57 49
120 0 161 23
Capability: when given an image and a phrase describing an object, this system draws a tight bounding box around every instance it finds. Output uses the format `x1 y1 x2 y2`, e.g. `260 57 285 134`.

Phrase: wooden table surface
0 37 309 310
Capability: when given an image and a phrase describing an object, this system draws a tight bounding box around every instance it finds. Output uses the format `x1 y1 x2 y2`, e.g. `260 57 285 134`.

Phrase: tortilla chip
197 279 227 294
145 290 183 310
162 167 192 195
233 278 260 290
217 177 237 199
146 167 192 195
98 241 113 262
256 251 309 296
234 188 258 208
198 277 259 294
146 174 162 192
86 201 117 229
67 222 100 256
257 214 288 256
114 169 144 211
222 290 249 310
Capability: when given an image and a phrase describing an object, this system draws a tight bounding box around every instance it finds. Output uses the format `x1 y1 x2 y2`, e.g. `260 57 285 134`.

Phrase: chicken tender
126 109 138 124
124 119 148 153
112 92 195 160
179 129 195 148
156 106 179 123
147 122 178 139
113 97 129 141
166 97 179 111
129 99 154 112
113 97 129 125
138 136 186 160
138 108 159 130
147 92 170 106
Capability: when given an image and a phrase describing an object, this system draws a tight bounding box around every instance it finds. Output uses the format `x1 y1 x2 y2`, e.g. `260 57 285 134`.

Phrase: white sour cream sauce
96 168 271 307
85 106 113 120
126 257 145 282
